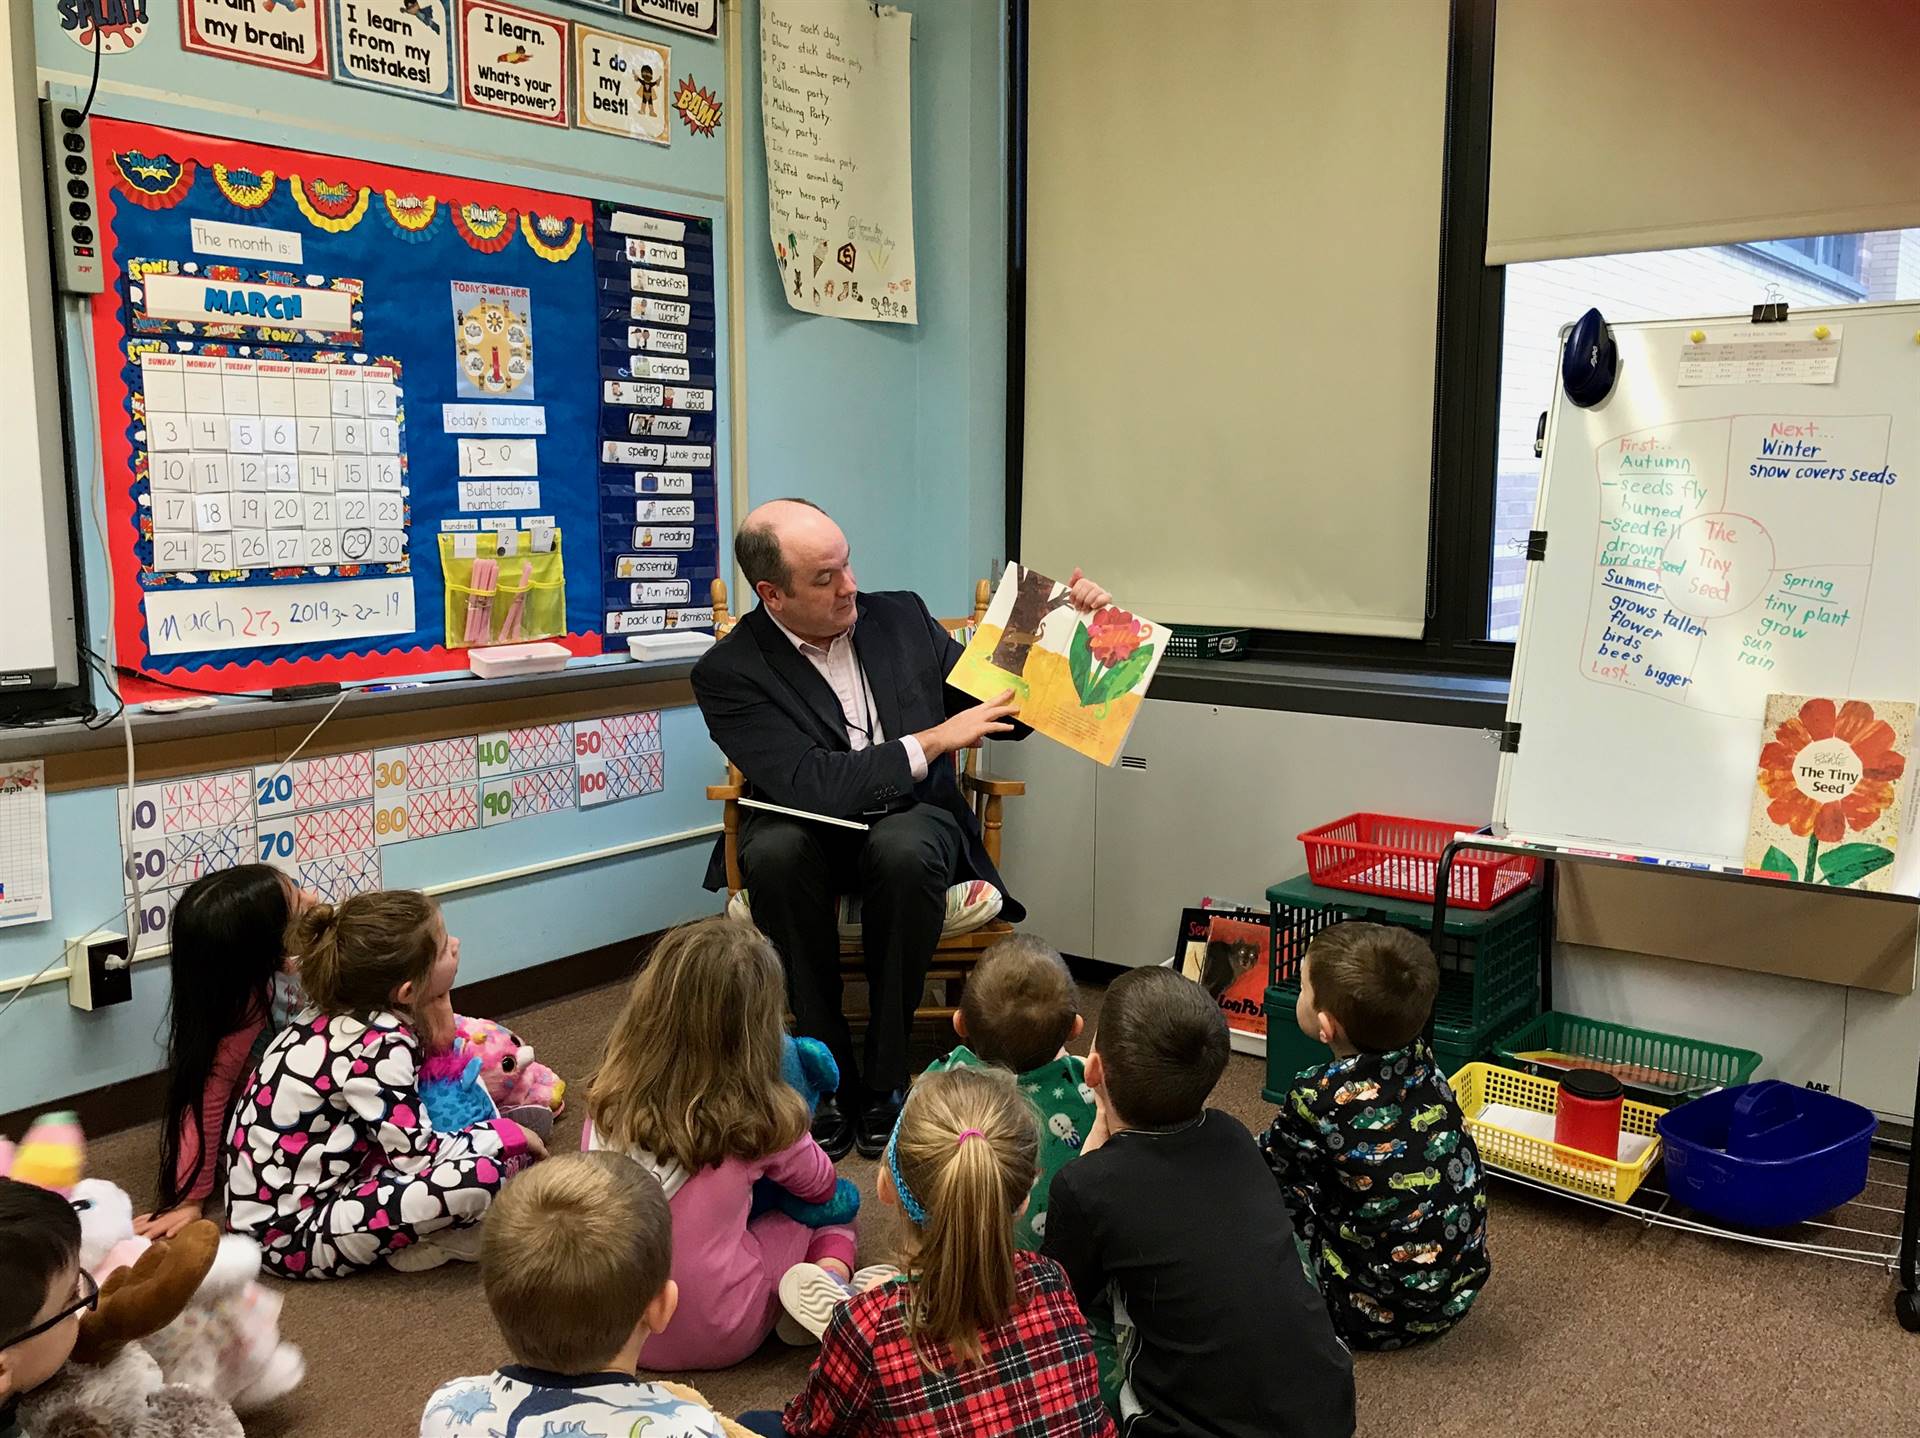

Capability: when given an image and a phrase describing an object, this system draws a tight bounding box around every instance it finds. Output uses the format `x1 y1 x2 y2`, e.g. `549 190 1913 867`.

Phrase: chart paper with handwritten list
761 0 917 324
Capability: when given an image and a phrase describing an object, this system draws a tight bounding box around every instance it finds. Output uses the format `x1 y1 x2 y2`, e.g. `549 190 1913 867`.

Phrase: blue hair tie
884 1121 928 1226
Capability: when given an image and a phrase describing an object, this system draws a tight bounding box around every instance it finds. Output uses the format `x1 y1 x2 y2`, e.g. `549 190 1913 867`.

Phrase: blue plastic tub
1656 1081 1876 1228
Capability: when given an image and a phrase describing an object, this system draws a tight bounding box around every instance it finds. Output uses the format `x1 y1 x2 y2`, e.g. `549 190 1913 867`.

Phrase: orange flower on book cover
1746 695 1914 891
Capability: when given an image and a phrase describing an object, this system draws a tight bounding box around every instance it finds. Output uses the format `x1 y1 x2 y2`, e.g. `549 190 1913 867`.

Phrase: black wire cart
1429 834 1920 1333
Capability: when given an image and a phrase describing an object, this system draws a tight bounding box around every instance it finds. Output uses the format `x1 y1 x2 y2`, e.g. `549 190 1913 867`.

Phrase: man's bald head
736 498 859 641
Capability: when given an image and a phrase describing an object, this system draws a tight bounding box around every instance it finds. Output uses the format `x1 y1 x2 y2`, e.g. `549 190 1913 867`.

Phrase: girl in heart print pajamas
224 890 535 1279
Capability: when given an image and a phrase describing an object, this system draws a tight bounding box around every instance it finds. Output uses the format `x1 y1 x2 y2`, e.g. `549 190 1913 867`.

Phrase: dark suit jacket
690 591 1028 921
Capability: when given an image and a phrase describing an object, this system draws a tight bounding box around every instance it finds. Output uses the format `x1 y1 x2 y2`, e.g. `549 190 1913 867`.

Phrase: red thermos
1554 1068 1624 1158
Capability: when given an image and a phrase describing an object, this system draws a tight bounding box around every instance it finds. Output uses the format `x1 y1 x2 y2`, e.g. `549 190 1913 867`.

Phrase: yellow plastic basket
1450 1062 1667 1204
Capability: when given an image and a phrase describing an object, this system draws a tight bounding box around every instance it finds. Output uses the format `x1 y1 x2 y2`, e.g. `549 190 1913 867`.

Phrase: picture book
947 562 1170 766
1745 693 1914 891
1174 901 1270 1046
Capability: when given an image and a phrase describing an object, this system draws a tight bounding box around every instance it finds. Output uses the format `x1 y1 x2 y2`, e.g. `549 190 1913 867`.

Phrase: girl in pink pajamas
223 890 541 1279
584 917 861 1369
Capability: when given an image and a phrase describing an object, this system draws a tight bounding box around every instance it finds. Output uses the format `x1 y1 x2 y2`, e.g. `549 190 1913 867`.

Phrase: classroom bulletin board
87 116 721 701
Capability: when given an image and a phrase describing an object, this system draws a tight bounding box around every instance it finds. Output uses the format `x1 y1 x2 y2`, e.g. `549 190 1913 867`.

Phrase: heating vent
1119 755 1148 770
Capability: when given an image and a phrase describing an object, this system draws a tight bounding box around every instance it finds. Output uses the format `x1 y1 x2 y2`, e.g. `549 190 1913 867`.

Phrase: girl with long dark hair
135 864 295 1239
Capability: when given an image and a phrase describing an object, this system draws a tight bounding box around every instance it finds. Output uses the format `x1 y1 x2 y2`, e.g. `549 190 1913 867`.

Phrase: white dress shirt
770 614 929 781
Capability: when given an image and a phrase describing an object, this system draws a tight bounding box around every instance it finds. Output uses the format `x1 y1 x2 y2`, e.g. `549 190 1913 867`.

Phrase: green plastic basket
1257 874 1545 1103
1264 874 1544 1032
1261 980 1535 1104
1491 1011 1762 1109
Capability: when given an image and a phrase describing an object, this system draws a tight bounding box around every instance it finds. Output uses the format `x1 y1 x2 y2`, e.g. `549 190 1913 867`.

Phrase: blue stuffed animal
418 1039 498 1133
752 1036 860 1227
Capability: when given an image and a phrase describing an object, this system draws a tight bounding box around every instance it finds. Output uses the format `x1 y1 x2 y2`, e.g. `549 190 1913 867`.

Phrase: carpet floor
77 974 1920 1437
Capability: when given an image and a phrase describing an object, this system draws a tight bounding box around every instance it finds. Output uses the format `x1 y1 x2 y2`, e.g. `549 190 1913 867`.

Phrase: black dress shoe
811 1096 854 1161
855 1089 904 1159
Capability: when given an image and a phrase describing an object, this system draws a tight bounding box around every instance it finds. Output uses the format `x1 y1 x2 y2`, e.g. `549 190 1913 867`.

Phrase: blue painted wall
2 0 1009 1116
739 0 1007 615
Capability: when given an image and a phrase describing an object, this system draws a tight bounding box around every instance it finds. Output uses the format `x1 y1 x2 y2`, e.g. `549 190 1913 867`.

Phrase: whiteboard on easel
1495 301 1920 892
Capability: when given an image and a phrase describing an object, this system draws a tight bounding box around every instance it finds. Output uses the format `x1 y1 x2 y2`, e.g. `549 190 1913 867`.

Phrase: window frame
1736 237 1868 298
1004 0 1513 685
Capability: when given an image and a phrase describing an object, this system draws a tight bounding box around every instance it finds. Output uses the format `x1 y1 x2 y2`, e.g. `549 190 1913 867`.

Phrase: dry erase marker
362 682 427 694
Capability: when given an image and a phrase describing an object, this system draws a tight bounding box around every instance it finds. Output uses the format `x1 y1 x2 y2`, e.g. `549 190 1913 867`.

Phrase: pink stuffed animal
453 1015 566 1113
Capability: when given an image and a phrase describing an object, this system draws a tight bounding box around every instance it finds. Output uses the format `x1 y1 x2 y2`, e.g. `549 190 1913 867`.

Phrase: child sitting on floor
739 1066 1113 1438
584 917 873 1365
1044 966 1355 1438
224 890 543 1279
421 1152 728 1438
1259 922 1491 1349
137 865 299 1241
920 934 1094 1248
0 1179 91 1433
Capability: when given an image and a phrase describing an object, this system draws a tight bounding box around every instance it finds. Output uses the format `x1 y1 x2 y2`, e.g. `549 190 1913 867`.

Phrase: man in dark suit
692 499 1109 1157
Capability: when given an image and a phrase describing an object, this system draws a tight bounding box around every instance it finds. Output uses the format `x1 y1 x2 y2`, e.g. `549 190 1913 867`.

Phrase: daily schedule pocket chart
593 202 721 644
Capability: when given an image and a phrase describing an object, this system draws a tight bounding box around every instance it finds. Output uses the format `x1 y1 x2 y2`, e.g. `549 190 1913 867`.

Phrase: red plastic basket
1298 813 1537 910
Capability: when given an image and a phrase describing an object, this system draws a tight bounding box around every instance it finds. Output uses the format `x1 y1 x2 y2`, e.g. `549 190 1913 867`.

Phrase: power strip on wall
40 82 102 295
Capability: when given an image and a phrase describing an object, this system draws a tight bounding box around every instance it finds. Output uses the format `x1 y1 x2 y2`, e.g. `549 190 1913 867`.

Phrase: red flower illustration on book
1086 607 1149 667
1758 697 1905 843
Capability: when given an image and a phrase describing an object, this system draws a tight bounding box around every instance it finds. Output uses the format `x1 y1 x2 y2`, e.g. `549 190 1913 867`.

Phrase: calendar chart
88 116 604 697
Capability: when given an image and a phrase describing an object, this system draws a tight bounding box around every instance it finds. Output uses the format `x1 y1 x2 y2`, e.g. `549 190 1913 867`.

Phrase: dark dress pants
738 801 962 1094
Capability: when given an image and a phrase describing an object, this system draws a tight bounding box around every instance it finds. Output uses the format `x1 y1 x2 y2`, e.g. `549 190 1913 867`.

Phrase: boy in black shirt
1043 967 1355 1438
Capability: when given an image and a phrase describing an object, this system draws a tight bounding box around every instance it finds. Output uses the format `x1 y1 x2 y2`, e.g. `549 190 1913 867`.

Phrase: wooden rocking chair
703 577 1025 1027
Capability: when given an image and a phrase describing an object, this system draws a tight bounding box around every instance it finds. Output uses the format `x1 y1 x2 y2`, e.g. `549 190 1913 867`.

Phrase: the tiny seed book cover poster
948 562 1170 766
1746 694 1914 891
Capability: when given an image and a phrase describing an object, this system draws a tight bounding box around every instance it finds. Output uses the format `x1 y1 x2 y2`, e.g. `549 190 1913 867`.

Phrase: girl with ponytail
223 889 544 1280
748 1066 1114 1437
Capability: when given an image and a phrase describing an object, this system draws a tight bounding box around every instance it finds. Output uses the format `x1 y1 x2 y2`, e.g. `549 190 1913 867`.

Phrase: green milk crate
1259 873 1544 1104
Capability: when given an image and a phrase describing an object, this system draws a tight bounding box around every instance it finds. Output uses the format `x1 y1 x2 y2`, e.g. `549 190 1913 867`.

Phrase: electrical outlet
66 931 132 1010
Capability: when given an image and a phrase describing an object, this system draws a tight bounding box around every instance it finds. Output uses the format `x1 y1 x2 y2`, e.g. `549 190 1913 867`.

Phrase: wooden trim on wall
42 680 692 792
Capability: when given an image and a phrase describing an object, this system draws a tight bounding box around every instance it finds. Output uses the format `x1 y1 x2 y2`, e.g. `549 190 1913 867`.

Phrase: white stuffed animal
71 1177 306 1412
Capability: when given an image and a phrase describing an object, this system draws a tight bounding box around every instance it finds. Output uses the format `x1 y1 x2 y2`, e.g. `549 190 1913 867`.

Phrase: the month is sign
331 0 457 105
574 23 672 145
459 0 568 127
182 0 329 77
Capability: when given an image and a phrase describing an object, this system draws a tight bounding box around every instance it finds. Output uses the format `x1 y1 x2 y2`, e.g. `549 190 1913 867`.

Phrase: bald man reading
692 499 1109 1158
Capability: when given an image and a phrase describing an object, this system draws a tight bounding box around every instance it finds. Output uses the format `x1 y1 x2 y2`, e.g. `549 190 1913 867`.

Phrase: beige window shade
1488 0 1920 265
1021 0 1450 637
